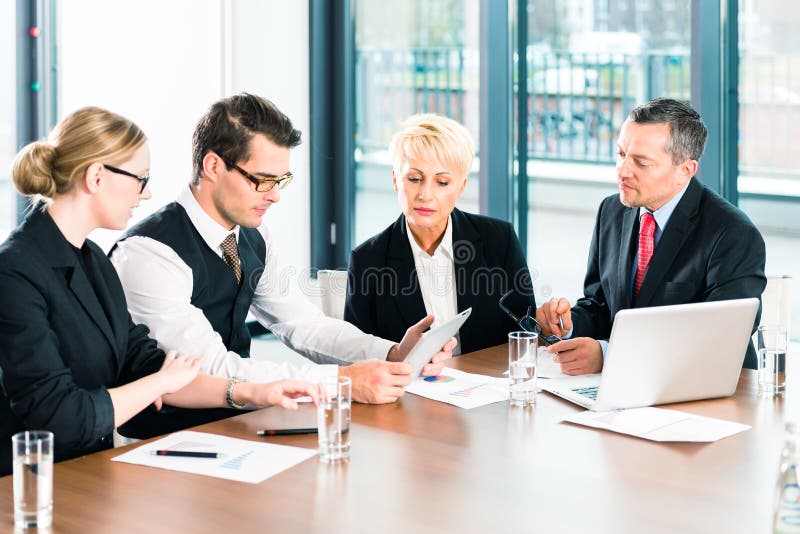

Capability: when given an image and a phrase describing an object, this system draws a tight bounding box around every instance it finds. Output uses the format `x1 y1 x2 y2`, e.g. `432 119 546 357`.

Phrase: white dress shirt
406 216 461 355
110 186 395 383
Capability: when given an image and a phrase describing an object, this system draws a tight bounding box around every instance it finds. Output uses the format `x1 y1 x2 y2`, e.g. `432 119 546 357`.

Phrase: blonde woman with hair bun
0 107 317 476
345 113 536 355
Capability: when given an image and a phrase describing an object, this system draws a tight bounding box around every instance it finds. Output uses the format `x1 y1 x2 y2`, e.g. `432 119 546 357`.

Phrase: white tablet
404 308 472 376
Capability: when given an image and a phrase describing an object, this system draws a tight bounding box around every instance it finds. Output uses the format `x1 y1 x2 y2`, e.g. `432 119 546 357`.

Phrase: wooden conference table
0 345 785 533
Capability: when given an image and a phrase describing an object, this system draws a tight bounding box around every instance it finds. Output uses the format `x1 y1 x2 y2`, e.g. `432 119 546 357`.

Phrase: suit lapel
451 209 485 353
386 215 428 328
235 229 259 299
66 263 118 354
636 179 701 307
617 207 638 309
24 209 119 356
451 209 485 315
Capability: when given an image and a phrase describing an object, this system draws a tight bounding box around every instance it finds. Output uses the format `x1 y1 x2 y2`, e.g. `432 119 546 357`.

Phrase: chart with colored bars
113 430 318 484
449 384 484 398
406 369 508 409
220 450 254 470
424 375 455 383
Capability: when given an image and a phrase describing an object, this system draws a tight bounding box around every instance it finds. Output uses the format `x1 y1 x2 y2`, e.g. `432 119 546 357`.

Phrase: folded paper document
112 430 317 483
562 407 750 442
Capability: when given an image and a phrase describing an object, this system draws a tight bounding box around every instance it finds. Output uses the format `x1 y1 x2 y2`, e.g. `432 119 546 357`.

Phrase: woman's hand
237 379 320 410
153 350 204 410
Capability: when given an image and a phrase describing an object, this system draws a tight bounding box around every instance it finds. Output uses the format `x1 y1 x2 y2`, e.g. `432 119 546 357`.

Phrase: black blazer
572 178 766 369
0 208 165 475
345 208 535 354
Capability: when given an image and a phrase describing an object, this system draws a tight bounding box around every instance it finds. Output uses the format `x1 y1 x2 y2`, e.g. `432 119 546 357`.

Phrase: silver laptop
540 298 759 411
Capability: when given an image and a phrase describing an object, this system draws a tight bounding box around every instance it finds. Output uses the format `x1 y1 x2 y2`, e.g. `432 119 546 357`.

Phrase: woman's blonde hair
389 113 474 178
12 106 146 199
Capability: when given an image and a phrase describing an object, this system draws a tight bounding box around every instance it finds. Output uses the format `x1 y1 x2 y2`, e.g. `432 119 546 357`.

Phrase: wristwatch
225 377 247 409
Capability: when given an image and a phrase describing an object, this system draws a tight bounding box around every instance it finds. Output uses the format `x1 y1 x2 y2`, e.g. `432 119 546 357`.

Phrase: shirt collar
178 185 240 251
638 179 691 231
405 215 454 260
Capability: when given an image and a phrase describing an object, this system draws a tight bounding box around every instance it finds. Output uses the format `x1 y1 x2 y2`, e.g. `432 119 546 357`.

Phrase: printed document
112 430 317 483
562 407 750 442
406 368 508 409
536 347 568 378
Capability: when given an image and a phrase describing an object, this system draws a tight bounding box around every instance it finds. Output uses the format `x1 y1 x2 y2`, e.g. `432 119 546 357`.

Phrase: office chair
317 270 348 320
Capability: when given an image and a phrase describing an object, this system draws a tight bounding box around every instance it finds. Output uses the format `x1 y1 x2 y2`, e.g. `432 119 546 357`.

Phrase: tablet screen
404 308 472 376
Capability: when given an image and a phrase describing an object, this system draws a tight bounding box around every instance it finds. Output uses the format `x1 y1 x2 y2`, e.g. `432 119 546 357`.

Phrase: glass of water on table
318 376 351 462
509 331 538 406
12 430 53 529
757 325 788 396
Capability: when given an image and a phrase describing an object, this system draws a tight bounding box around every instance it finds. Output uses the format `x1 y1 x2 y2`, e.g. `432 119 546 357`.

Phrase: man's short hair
192 93 301 184
628 97 708 165
389 113 474 178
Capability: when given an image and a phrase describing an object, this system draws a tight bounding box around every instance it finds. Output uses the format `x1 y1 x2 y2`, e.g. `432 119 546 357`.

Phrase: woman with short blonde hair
345 113 535 354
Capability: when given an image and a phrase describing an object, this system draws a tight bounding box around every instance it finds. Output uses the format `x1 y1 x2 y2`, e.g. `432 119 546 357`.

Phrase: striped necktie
633 212 656 299
220 233 242 284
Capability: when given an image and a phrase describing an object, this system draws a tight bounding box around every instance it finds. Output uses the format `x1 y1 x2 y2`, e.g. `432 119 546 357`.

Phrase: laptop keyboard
572 386 598 400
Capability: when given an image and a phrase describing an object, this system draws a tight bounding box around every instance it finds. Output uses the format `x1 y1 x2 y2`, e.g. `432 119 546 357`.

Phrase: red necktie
633 212 656 299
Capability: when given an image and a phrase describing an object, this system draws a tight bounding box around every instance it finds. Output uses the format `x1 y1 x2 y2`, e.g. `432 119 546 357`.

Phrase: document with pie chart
405 368 508 409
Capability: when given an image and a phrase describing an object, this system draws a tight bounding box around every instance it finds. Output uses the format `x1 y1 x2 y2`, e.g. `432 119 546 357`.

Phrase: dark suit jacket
0 208 165 475
345 208 535 354
572 178 766 369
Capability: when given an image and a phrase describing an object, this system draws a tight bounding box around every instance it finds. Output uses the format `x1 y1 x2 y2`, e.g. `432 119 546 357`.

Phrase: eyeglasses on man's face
222 157 293 193
103 163 150 194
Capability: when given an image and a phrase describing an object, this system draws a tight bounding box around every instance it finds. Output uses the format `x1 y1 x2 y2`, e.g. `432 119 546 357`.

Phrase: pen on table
257 428 318 436
151 450 219 458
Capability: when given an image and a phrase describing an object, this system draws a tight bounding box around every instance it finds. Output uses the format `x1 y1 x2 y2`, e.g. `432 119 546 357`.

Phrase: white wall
58 0 312 276
231 0 311 275
59 0 224 250
1 1 17 238
0 2 15 172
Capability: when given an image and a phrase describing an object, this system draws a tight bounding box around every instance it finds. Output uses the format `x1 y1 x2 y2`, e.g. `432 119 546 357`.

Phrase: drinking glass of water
12 431 53 529
757 325 788 396
509 331 538 407
317 376 351 462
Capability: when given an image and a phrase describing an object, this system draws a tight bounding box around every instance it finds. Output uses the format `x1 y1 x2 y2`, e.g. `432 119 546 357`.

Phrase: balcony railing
355 47 690 163
355 47 799 193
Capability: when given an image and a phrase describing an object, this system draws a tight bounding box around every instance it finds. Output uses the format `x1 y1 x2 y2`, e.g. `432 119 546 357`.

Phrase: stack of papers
562 407 750 442
405 368 508 409
112 431 317 483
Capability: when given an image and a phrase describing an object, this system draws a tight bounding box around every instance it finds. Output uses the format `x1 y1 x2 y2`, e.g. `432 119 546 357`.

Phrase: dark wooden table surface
0 344 784 533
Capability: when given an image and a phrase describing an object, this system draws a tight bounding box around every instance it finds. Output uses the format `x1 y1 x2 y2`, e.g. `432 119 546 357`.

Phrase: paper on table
406 368 508 409
112 430 317 483
536 347 568 378
562 407 750 442
501 347 566 379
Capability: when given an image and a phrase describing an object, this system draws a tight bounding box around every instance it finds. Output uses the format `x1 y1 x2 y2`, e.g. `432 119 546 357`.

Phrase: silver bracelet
225 377 247 409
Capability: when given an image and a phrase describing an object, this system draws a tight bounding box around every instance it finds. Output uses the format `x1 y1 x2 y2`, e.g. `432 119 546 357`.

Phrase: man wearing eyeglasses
110 93 454 437
535 98 766 376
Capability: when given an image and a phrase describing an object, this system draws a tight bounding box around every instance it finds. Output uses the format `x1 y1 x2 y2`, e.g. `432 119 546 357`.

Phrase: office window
737 0 800 339
1 2 17 239
352 0 480 247
519 0 690 304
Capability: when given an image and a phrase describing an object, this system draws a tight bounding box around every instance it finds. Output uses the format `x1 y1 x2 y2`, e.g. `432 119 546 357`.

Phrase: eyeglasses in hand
498 289 561 346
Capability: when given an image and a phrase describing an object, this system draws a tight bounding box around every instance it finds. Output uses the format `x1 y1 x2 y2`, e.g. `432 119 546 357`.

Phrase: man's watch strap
226 377 247 409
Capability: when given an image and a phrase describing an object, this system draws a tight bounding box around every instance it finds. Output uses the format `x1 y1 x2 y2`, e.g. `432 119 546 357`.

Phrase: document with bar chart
112 431 317 483
405 368 508 409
